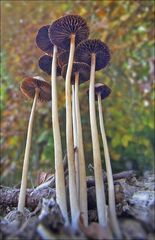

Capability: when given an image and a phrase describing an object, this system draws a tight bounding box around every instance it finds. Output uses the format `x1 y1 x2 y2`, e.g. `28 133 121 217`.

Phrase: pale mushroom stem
75 72 88 226
65 34 79 227
51 45 68 223
98 94 121 238
89 53 107 226
18 89 40 213
72 85 80 205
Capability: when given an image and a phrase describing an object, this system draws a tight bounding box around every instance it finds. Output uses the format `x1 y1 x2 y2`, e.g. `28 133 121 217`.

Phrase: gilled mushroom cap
48 15 89 50
38 55 61 76
58 51 69 68
62 62 90 85
36 25 54 55
75 39 110 71
20 76 51 102
94 83 111 101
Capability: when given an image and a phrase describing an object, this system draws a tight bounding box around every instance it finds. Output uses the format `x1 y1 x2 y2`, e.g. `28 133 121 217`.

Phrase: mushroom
71 84 79 202
38 55 61 76
58 51 80 191
36 26 68 223
95 83 121 238
76 39 110 226
18 76 51 213
51 45 68 223
36 25 53 55
58 51 69 68
48 15 89 227
58 51 80 205
62 62 90 226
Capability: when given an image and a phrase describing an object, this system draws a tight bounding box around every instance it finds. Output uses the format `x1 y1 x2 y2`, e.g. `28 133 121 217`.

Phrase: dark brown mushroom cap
94 83 111 101
36 25 54 55
48 15 89 50
58 51 69 68
62 62 90 85
38 55 61 76
75 39 110 71
20 76 51 102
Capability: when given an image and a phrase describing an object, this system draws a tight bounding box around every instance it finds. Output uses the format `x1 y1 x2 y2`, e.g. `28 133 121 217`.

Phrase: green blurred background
1 0 154 187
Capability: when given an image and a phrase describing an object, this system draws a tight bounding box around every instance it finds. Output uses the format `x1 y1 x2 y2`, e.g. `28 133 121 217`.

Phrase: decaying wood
0 172 154 240
87 170 136 187
0 186 55 211
0 170 135 211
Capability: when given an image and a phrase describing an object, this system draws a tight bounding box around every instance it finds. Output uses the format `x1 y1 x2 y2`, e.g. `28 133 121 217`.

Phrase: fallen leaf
37 171 53 186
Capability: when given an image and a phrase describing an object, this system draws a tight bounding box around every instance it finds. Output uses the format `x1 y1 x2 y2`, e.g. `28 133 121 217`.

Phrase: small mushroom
49 15 89 227
62 62 90 226
18 76 51 213
95 83 121 238
58 51 69 68
76 39 110 226
39 55 61 76
36 25 68 223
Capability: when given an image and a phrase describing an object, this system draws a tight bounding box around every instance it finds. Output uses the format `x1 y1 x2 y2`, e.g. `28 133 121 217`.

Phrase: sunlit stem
65 34 79 228
18 89 40 213
98 94 122 238
75 72 88 226
72 85 80 205
89 53 107 226
51 45 68 224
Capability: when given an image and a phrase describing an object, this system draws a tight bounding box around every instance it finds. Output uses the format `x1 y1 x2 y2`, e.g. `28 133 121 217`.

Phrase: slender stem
18 89 39 213
98 94 121 238
51 45 68 223
72 85 80 205
89 54 107 226
75 73 88 226
65 34 79 227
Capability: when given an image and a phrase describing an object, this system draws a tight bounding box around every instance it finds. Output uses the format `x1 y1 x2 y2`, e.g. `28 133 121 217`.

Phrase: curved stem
51 45 68 223
65 34 79 227
72 85 80 205
75 73 88 226
18 89 39 213
89 54 107 226
98 94 121 238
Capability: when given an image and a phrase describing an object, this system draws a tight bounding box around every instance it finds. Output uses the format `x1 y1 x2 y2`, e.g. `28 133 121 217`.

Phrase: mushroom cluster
18 14 121 238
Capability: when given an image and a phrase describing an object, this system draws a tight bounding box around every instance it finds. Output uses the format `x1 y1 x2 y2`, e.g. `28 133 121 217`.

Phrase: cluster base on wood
0 172 154 240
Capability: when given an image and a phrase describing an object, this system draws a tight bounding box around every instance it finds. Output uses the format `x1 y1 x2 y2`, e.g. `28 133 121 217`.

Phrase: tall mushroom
36 26 68 223
48 15 89 227
71 84 79 203
58 50 79 206
18 76 51 213
95 83 121 238
76 39 110 225
62 62 90 226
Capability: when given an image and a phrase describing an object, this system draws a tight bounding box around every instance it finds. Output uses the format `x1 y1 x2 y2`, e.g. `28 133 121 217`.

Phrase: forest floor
0 170 154 240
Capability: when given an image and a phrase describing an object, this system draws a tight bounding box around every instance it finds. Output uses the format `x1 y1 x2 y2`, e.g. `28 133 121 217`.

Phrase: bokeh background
1 0 154 186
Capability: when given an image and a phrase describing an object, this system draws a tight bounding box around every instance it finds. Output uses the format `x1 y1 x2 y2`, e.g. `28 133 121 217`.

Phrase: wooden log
0 186 55 210
0 170 136 211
